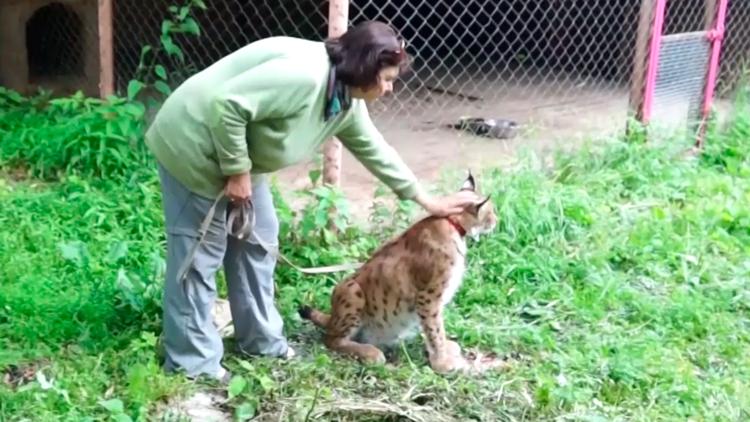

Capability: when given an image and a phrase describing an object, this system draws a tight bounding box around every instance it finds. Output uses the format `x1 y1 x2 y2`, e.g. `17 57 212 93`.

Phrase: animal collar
447 216 467 237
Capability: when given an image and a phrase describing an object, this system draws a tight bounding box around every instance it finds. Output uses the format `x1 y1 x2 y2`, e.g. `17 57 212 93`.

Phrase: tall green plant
0 89 150 180
126 0 206 106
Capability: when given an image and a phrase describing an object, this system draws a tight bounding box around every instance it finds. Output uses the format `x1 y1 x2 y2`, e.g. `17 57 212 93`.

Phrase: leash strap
177 192 362 283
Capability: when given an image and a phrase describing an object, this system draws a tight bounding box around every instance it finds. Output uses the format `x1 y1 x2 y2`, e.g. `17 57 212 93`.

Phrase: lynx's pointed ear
477 195 492 209
467 195 492 216
461 170 476 192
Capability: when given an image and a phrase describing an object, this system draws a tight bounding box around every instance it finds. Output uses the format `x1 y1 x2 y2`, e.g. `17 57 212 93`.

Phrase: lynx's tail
298 305 330 329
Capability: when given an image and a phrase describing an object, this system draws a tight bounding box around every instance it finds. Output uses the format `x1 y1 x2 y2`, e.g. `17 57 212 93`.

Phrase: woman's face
351 65 400 102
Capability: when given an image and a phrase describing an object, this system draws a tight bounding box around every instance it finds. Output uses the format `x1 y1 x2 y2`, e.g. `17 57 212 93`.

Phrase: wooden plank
660 30 708 42
628 0 656 123
322 0 348 187
97 0 114 98
705 0 718 30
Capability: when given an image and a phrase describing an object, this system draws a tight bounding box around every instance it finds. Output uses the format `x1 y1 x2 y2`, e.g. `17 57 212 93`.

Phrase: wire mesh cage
107 0 647 134
650 31 711 128
113 0 329 94
347 0 644 132
4 0 749 139
718 0 750 96
645 0 714 130
105 0 750 133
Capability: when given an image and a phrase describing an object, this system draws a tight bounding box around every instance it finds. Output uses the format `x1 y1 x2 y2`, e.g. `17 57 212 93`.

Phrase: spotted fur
299 172 497 373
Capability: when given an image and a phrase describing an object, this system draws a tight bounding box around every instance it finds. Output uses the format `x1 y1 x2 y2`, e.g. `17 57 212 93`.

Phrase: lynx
299 172 497 373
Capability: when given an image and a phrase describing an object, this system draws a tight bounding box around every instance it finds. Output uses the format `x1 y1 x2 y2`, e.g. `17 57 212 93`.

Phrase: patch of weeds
0 87 153 181
2 86 750 421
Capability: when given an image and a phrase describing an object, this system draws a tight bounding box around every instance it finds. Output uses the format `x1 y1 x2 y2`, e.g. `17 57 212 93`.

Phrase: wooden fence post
322 0 348 188
628 0 656 125
97 0 114 98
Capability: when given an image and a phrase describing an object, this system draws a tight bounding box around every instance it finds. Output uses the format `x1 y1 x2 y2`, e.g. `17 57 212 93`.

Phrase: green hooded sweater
144 36 420 201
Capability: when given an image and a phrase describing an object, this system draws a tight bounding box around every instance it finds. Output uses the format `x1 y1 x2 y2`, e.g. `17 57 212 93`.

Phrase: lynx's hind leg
323 280 386 365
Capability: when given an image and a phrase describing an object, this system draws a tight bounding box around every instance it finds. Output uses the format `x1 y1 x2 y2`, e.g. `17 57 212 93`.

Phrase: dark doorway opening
26 3 84 81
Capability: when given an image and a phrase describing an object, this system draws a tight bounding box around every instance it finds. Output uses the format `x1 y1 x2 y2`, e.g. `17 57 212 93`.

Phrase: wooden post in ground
97 0 114 98
627 0 656 126
322 0 348 188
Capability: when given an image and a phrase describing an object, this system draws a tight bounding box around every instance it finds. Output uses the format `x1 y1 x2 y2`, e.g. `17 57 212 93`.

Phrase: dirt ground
274 72 632 219
271 58 737 221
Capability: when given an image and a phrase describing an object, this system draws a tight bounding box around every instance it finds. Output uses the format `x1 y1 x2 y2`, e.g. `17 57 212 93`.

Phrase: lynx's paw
429 353 467 374
360 345 387 365
445 340 462 358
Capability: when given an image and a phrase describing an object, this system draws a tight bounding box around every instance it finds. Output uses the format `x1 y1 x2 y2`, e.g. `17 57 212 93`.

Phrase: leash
176 192 363 283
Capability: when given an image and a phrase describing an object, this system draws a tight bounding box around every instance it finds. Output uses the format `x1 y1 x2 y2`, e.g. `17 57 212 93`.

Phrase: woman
145 20 476 381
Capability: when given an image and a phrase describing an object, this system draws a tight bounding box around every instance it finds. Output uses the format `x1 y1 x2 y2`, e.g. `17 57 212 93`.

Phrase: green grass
1 86 750 421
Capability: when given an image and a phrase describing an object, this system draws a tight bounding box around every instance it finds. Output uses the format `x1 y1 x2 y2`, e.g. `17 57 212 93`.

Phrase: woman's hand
225 172 252 202
414 189 477 217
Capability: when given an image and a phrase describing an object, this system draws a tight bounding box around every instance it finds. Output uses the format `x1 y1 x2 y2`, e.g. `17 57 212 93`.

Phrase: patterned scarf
324 64 351 121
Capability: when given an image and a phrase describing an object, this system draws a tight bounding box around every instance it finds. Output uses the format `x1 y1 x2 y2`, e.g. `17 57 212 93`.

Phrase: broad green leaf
181 17 200 35
160 35 184 62
123 102 145 118
227 375 247 399
179 6 190 20
161 21 173 36
308 169 321 185
154 65 167 80
116 269 135 293
127 80 145 101
255 374 275 392
99 398 124 413
238 360 254 372
58 241 88 267
234 402 255 421
138 45 152 61
106 240 129 263
154 81 172 96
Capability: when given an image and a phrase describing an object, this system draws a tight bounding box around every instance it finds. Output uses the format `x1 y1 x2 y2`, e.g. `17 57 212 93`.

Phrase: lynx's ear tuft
461 169 476 192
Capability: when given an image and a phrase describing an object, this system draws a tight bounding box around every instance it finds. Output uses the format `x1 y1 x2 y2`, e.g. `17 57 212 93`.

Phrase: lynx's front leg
416 293 466 373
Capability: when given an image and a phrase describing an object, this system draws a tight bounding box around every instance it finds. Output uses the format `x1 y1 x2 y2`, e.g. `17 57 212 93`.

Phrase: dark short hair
325 21 411 88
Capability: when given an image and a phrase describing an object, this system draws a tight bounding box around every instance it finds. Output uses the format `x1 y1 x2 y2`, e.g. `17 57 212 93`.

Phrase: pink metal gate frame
699 0 729 147
639 0 729 148
641 0 668 125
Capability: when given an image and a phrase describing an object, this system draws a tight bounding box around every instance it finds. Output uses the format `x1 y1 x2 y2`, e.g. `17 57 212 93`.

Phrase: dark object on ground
425 85 483 102
450 117 520 139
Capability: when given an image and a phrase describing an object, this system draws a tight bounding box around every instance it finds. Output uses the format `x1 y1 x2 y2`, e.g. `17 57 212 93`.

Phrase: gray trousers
158 164 288 378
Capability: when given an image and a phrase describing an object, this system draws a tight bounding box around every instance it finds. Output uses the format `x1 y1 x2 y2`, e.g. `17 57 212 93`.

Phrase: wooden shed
0 0 112 97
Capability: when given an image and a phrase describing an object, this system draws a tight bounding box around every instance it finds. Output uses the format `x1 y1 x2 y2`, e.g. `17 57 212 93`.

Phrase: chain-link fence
718 0 750 96
113 0 328 92
352 0 643 130
5 0 750 138
110 0 750 133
